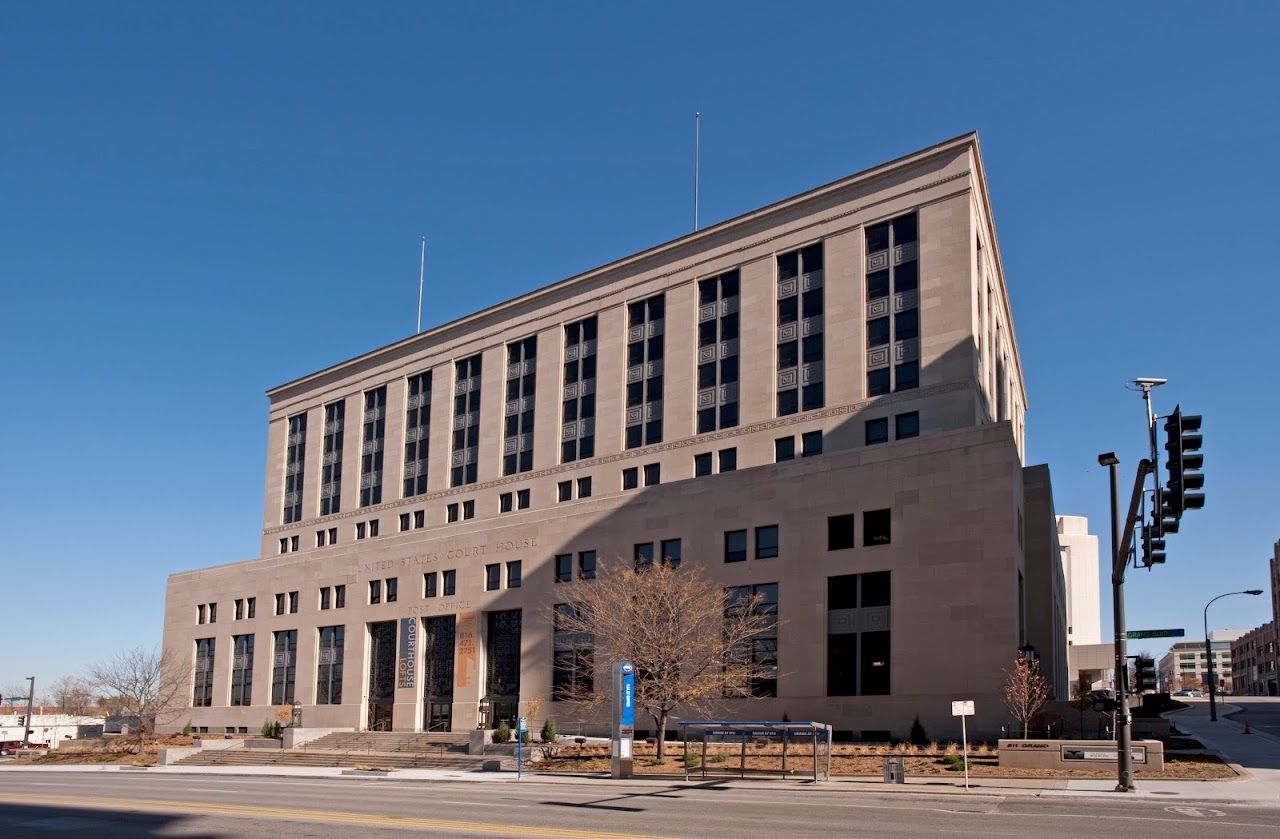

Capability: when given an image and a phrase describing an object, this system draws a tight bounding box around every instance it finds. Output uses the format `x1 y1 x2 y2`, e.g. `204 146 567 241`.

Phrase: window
279 537 288 554
193 638 215 707
369 579 382 604
320 400 345 516
643 463 660 486
555 553 573 583
271 629 298 705
561 316 598 463
660 538 682 568
895 412 919 440
316 625 344 705
290 535 298 552
696 269 741 433
558 480 572 502
446 503 459 523
462 499 475 520
828 514 855 551
443 569 456 596
694 452 713 477
425 572 438 597
719 448 737 472
369 519 379 537
777 243 824 415
413 510 425 529
320 587 331 610
864 509 891 546
625 295 665 448
500 492 513 513
634 542 654 570
403 371 432 497
622 467 638 490
247 597 256 619
865 418 889 445
283 412 307 524
234 599 243 621
386 577 397 603
507 561 522 588
503 336 537 475
775 437 795 462
864 213 919 396
334 585 345 609
230 634 253 707
288 591 298 614
827 571 891 696
553 603 594 701
517 489 530 509
451 354 483 486
316 529 327 547
724 583 778 697
400 513 411 532
357 521 367 540
359 386 387 506
486 564 501 591
577 476 592 498
802 430 823 457
197 604 206 625
328 526 336 544
755 525 779 559
578 550 597 580
274 593 286 616
725 530 747 563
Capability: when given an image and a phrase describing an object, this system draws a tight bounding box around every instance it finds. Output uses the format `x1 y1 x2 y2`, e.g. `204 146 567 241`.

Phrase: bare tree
552 560 779 759
48 676 96 716
87 647 185 739
1068 676 1095 738
1003 655 1052 739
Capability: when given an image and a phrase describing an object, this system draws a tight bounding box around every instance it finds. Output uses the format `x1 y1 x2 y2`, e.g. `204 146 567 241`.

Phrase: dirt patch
535 742 1236 780
28 735 196 768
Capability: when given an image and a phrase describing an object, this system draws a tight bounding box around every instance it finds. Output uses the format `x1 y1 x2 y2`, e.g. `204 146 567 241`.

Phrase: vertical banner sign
612 661 636 779
397 617 417 689
620 662 636 729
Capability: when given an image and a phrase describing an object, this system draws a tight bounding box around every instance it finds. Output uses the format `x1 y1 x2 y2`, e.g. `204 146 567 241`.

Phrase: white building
0 713 104 746
1058 515 1101 646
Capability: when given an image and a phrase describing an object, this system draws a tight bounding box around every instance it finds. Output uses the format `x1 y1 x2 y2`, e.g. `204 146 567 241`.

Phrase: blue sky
2 2 1277 694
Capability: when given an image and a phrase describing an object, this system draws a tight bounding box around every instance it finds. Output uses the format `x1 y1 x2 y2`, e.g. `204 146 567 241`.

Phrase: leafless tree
48 676 96 716
552 559 779 759
1003 655 1052 739
87 647 185 739
1068 676 1095 738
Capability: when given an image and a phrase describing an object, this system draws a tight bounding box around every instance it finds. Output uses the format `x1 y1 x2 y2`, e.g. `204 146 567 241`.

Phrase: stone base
998 739 1164 771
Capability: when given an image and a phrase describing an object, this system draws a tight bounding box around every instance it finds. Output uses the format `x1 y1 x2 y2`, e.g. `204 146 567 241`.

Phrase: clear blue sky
3 3 1277 695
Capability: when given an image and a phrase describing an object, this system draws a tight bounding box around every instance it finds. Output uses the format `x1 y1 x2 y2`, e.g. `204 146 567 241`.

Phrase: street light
1204 589 1263 721
1097 451 1134 792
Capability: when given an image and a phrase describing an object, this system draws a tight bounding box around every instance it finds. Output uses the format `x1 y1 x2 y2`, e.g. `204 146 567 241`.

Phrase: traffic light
1142 522 1166 566
1163 406 1204 519
16 715 24 726
1134 657 1157 692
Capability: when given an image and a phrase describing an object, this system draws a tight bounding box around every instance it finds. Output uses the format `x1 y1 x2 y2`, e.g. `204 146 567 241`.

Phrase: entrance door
367 621 396 731
484 609 521 728
422 615 456 732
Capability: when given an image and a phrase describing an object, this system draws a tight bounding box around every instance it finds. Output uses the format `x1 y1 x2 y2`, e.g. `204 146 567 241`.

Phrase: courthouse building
162 133 1066 741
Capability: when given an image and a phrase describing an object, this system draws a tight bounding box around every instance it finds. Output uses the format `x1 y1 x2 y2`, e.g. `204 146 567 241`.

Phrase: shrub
520 729 532 744
941 753 969 772
909 715 928 747
710 753 726 764
260 720 281 738
684 753 701 769
182 722 193 736
540 718 557 744
493 722 511 743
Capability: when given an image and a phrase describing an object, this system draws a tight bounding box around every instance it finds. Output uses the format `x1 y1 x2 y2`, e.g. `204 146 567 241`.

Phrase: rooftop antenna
416 235 426 334
693 112 701 231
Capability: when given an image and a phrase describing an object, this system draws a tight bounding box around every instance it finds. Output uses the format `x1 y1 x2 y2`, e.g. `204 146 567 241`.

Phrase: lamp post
1204 589 1263 721
1097 452 1134 792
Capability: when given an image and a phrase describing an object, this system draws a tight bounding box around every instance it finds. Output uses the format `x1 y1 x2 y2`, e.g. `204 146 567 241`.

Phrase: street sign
1126 628 1185 639
951 700 975 716
950 700 974 790
517 716 528 733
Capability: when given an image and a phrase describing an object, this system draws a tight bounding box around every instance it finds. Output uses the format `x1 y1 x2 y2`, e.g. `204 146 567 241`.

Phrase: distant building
0 714 104 746
1157 629 1247 694
1057 516 1101 647
1230 622 1277 696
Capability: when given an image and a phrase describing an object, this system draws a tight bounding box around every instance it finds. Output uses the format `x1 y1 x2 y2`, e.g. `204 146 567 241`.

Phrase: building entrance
422 615 456 732
484 609 521 728
367 620 396 730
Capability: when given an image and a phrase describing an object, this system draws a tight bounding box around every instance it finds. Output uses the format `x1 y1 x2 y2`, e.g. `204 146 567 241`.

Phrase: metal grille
624 295 665 449
696 269 741 433
561 316 598 463
485 609 522 727
451 355 482 487
230 634 253 707
320 401 345 516
282 413 306 524
776 243 825 416
503 336 536 475
316 625 344 705
359 387 387 507
271 629 297 706
367 621 397 730
864 213 919 397
423 615 456 731
403 371 432 497
193 638 215 707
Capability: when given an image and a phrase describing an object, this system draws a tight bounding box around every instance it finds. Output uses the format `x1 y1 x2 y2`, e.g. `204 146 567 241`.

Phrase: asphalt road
0 771 1275 838
1225 696 1280 739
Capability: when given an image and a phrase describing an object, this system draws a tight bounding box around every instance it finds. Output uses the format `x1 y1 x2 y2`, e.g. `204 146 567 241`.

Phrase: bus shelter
679 721 833 781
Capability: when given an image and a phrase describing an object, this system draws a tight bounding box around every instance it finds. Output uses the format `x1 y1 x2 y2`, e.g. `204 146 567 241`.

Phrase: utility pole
22 676 35 750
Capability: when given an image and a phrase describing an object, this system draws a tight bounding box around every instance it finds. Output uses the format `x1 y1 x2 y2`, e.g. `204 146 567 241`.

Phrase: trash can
883 755 906 783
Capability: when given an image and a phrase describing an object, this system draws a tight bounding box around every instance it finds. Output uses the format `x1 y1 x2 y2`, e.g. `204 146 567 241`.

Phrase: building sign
397 617 417 689
951 700 975 716
1061 745 1147 764
455 612 477 688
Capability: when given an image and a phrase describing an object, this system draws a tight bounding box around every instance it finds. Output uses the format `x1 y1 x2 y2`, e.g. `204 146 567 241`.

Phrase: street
0 771 1275 838
1226 696 1280 739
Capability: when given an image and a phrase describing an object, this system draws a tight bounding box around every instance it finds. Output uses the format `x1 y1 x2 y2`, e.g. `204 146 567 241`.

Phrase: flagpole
693 112 701 231
416 235 426 334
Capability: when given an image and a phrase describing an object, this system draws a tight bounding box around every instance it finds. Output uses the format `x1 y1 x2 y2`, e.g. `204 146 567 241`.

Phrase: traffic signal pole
22 676 35 750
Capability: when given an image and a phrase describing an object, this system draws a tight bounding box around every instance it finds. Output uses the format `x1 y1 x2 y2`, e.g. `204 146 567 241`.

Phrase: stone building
161 132 1065 741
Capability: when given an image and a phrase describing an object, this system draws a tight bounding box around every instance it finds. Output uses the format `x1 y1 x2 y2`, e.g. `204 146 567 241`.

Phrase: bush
260 720 281 738
540 718 557 743
710 753 726 763
493 721 511 743
181 722 193 736
684 753 700 769
520 729 532 744
909 715 928 747
941 753 969 772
